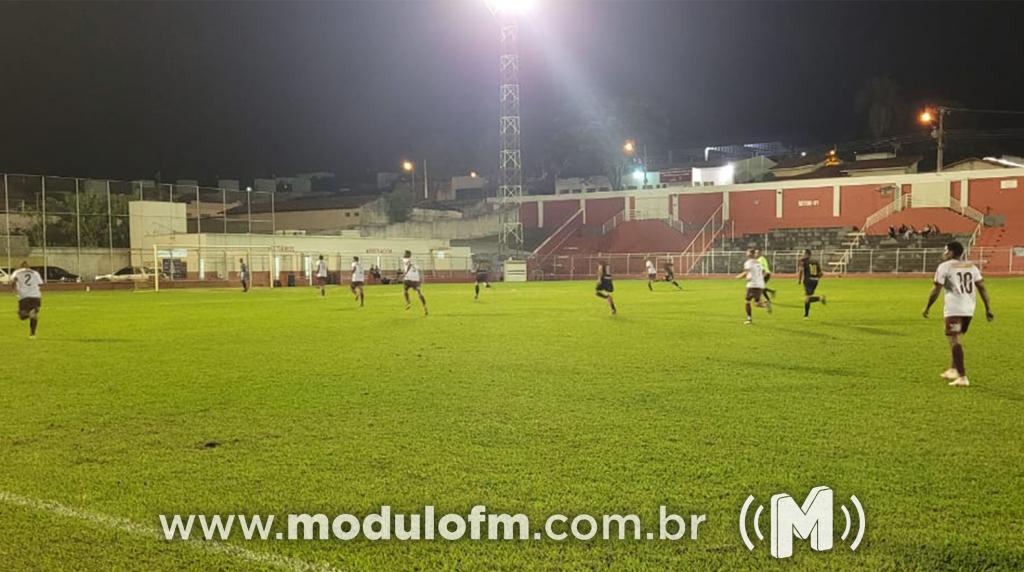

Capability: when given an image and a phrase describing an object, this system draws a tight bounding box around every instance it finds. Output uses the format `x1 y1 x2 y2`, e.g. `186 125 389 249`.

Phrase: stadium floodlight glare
470 171 479 178
632 169 644 181
623 139 636 155
486 0 536 15
919 110 934 124
402 160 414 172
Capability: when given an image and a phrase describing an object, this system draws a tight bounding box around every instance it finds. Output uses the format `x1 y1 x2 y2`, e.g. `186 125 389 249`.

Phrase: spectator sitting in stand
888 225 898 239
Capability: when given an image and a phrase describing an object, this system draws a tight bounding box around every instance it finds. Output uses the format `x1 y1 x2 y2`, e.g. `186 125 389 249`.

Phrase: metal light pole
487 0 528 256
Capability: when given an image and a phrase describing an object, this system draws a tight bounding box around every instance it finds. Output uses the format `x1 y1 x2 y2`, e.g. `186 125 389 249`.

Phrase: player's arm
922 283 942 318
976 280 994 321
796 264 803 284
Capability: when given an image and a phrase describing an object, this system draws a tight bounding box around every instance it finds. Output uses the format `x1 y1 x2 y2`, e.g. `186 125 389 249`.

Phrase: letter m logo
769 486 834 558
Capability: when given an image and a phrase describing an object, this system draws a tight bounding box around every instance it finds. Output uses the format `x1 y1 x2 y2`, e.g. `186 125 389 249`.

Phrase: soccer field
1 277 1023 570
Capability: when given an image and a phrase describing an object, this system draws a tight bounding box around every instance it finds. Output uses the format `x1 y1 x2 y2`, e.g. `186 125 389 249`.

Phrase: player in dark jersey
663 261 682 290
473 260 491 300
797 249 826 319
595 261 617 315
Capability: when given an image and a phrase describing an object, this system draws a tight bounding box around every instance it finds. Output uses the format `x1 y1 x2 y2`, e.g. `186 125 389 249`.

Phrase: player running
645 258 657 291
923 241 993 387
401 250 428 315
10 262 43 339
737 249 771 324
315 255 328 297
473 260 491 300
796 249 826 319
663 260 682 290
350 256 365 307
595 260 617 315
754 249 776 301
239 258 249 292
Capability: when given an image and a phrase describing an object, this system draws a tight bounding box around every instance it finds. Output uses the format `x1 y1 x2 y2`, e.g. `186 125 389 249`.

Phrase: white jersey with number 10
934 259 982 317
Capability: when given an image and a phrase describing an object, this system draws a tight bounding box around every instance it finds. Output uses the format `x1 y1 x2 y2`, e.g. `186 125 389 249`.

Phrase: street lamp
401 160 429 200
623 139 636 155
919 107 946 171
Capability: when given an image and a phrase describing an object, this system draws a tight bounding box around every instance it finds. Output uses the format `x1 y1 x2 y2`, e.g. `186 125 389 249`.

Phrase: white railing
600 210 626 235
678 203 725 273
948 196 986 224
530 208 584 261
863 191 910 231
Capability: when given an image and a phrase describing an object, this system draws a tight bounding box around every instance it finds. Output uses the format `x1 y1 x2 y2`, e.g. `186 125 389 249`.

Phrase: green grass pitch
1 277 1023 570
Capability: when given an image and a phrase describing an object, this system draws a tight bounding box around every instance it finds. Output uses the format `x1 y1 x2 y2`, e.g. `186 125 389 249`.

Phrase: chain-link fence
1 173 276 281
528 247 1024 281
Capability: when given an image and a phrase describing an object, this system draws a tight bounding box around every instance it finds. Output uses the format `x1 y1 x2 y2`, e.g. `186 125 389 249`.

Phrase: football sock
952 343 965 376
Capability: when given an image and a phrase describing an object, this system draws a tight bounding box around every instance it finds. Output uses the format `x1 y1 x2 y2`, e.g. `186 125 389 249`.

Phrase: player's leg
29 307 38 337
358 285 364 307
416 286 428 315
744 290 755 323
945 318 971 386
648 276 653 291
475 280 480 299
403 283 412 309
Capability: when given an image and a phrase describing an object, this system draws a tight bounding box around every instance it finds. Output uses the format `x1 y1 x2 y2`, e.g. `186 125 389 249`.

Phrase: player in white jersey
736 248 771 324
645 258 657 291
923 241 993 387
10 261 43 338
350 256 365 307
314 255 328 297
401 250 428 315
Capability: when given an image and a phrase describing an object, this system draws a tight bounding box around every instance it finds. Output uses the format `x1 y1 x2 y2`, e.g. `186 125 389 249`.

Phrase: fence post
3 173 10 274
868 248 873 273
1010 248 1014 274
74 178 82 279
41 176 48 279
922 250 927 273
107 181 115 273
895 249 900 273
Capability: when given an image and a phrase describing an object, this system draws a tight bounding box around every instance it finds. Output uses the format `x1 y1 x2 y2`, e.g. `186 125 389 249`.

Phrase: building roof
839 155 922 173
231 193 381 215
773 152 830 170
943 157 1014 170
771 165 845 181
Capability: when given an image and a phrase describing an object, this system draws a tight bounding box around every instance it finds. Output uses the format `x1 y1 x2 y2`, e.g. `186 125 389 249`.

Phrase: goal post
150 244 278 291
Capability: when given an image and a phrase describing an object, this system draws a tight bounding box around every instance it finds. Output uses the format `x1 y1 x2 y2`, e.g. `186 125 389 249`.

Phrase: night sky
1 1 1022 183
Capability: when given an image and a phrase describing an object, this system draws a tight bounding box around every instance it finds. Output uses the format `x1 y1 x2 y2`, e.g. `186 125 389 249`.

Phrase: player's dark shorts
476 272 488 283
18 297 41 319
315 276 327 286
745 288 763 301
664 273 675 281
803 279 819 295
403 280 421 290
647 273 656 280
944 316 973 336
350 281 364 290
597 278 614 293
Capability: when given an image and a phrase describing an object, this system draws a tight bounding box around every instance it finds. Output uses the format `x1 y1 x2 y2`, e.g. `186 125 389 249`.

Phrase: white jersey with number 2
351 262 365 282
315 260 328 278
934 259 982 317
12 269 43 299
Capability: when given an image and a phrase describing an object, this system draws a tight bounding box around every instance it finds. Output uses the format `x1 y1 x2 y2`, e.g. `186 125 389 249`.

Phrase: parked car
31 266 80 282
95 266 162 282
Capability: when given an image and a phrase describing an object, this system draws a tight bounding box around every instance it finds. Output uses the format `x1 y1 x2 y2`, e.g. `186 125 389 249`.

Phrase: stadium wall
519 168 1024 242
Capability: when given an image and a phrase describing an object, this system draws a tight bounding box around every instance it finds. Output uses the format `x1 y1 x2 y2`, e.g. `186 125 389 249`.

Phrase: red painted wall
778 187 833 228
520 202 539 229
678 192 722 225
838 183 894 226
729 190 775 234
584 197 624 226
968 176 1024 244
542 199 581 229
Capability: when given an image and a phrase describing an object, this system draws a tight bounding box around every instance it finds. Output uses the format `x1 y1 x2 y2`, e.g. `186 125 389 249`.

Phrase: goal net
149 245 278 291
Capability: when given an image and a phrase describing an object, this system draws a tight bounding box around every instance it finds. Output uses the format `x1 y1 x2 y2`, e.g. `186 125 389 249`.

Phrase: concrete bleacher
709 227 971 274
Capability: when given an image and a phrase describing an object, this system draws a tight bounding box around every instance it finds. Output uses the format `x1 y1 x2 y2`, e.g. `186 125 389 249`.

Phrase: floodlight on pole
486 0 529 256
623 139 636 155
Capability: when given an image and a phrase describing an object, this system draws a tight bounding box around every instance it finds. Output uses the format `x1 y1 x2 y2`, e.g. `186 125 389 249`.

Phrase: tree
856 77 905 140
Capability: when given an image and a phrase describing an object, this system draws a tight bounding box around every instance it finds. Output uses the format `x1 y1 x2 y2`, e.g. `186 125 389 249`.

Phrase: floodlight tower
487 0 532 257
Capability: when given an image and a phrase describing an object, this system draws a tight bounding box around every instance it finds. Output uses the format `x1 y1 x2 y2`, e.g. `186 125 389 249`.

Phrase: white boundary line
0 491 341 572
